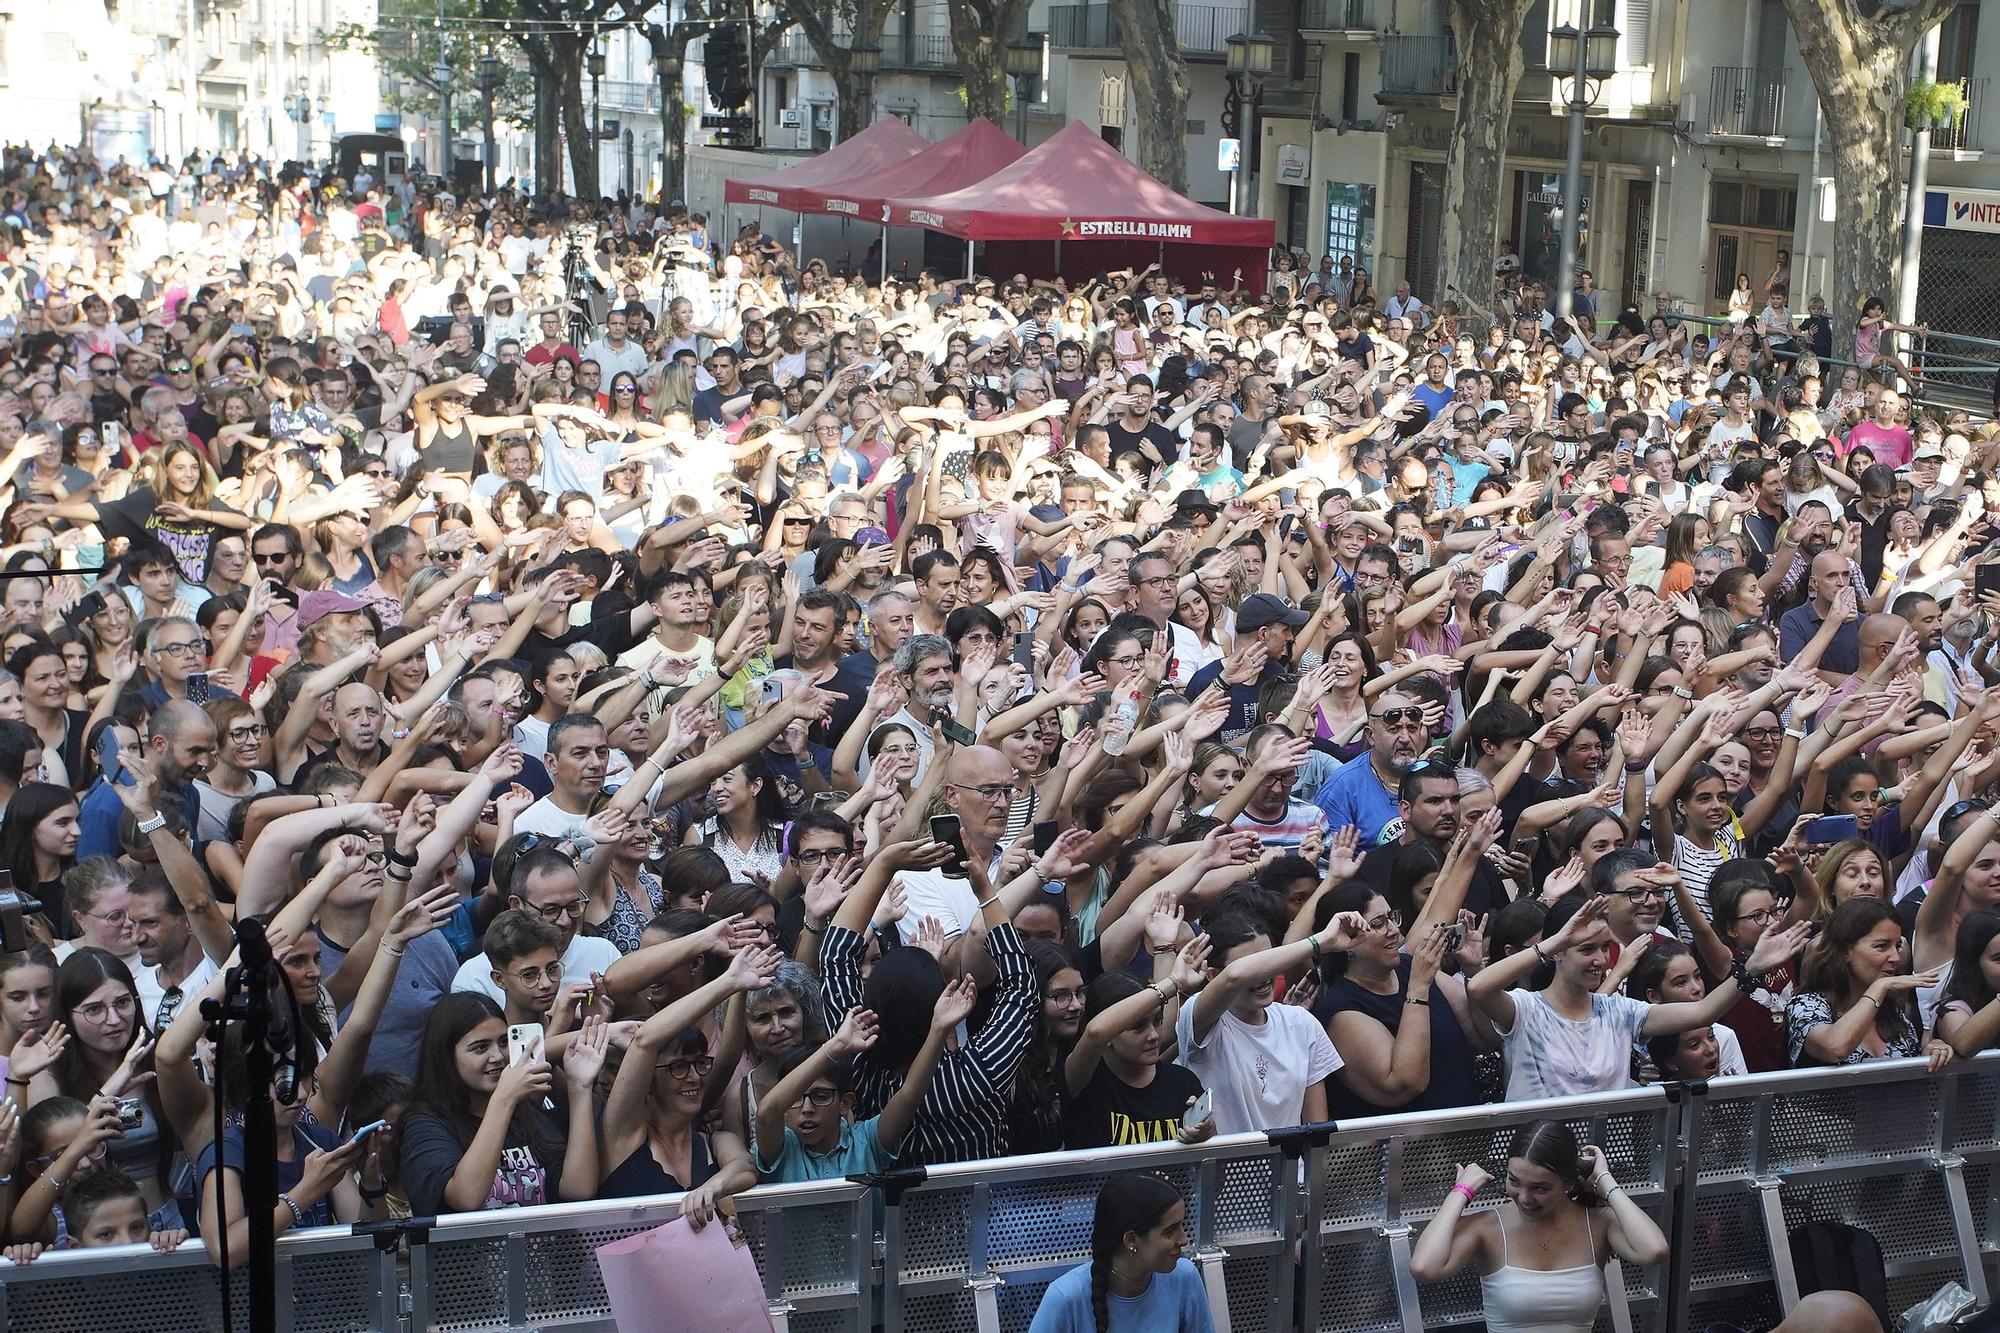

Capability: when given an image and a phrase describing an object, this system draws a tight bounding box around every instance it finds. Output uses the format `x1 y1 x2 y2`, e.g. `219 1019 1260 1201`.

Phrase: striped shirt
819 921 1037 1165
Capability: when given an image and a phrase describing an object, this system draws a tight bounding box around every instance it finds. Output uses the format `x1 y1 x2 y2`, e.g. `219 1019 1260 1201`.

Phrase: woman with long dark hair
1008 940 1087 1156
1933 908 2000 1057
397 992 609 1215
10 643 88 789
24 949 163 1208
0 782 82 937
1408 1119 1669 1331
1788 896 1941 1067
686 758 788 883
1026 1172 1213 1332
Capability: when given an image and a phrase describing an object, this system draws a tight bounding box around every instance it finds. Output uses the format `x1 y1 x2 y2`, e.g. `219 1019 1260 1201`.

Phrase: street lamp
477 50 500 192
655 46 684 201
285 81 312 161
434 48 452 181
1548 21 1618 320
1222 30 1274 216
589 45 607 196
846 43 881 136
1004 37 1042 145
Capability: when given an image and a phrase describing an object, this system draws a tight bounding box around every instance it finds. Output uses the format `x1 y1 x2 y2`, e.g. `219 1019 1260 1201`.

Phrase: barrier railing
3 1054 1996 1332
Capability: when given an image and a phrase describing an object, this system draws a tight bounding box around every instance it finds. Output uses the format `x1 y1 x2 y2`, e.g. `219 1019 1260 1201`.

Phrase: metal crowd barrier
1 1054 1996 1332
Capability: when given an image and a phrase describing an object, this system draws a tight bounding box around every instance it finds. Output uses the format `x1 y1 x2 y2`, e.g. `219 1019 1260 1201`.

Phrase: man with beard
1585 849 1679 967
1185 593 1307 740
515 715 610 838
861 634 953 786
126 870 224 1031
80 701 212 860
1312 688 1426 846
1356 761 1505 915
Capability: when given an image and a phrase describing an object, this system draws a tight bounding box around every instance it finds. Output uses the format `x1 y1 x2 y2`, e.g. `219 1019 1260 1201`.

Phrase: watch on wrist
1671 685 1695 700
135 811 168 836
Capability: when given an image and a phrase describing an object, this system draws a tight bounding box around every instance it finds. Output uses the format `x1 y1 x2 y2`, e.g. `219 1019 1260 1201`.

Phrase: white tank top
1477 1206 1605 1333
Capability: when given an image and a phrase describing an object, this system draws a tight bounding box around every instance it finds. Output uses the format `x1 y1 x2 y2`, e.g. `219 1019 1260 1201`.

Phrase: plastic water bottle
1102 686 1139 756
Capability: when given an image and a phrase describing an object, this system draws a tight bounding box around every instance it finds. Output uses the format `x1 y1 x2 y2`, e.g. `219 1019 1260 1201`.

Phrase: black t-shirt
1106 417 1179 466
1062 1061 1202 1150
94 487 240 584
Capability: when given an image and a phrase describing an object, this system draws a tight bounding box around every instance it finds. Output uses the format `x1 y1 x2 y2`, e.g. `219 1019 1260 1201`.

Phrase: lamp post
1548 21 1618 320
1004 37 1042 146
1221 30 1273 216
588 45 607 197
477 51 500 192
284 81 312 162
434 47 452 181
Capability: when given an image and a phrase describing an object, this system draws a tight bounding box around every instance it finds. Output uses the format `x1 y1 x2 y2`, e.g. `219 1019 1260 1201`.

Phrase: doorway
1706 226 1785 316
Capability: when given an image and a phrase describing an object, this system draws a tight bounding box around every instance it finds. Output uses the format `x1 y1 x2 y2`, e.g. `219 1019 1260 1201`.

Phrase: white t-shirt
1499 989 1652 1100
514 795 592 839
1174 992 1341 1135
451 932 622 1003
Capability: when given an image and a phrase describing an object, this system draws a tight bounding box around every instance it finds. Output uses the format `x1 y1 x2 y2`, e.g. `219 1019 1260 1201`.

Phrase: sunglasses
1373 706 1424 728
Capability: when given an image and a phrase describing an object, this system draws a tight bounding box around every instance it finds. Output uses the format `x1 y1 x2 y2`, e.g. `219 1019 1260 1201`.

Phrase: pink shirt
1845 420 1913 469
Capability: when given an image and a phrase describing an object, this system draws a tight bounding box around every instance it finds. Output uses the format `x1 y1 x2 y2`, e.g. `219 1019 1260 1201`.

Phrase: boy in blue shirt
752 977 975 1182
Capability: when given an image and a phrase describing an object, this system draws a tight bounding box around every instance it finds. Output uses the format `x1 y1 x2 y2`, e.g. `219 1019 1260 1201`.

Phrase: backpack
1787 1220 1891 1328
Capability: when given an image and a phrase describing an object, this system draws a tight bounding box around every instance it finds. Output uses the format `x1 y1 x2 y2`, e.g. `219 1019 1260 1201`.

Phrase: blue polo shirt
752 1115 897 1183
1310 753 1402 846
1777 599 1861 677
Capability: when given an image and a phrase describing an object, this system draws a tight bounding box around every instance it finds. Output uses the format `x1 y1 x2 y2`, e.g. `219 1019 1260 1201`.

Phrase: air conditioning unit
778 108 802 127
813 105 834 130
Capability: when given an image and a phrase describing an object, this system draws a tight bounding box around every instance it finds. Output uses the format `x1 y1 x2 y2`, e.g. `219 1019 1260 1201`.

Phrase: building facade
0 0 381 167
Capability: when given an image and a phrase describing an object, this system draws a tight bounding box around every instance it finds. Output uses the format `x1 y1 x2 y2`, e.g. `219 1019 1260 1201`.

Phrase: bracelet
1533 941 1551 962
382 946 405 960
975 893 1003 909
1726 956 1755 992
802 919 826 935
1150 980 1175 1005
357 1181 390 1203
1623 761 1647 774
1858 993 1881 1008
135 811 168 835
1784 726 1808 740
5 1075 27 1087
1405 995 1430 1007
1450 1183 1478 1203
1671 685 1695 700
385 846 420 868
1307 936 1323 968
279 1193 305 1226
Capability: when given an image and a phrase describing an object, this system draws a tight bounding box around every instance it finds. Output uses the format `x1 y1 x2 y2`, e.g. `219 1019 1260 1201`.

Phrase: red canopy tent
884 120 1275 290
723 118 929 212
806 117 1025 222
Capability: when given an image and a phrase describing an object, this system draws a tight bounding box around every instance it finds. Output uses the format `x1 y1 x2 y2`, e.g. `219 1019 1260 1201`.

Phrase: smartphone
345 1118 389 1149
1805 814 1860 845
1012 628 1036 674
1181 1088 1213 1131
759 675 786 709
1976 563 2000 597
1442 923 1466 950
808 790 849 813
95 727 130 787
935 714 978 747
1513 836 1539 855
1032 820 1060 856
506 1022 546 1067
102 422 122 454
929 814 969 879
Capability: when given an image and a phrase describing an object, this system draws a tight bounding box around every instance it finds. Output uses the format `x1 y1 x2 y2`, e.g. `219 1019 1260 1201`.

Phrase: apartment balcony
1932 77 1988 152
1378 33 1455 97
1709 65 1787 138
1297 0 1375 32
597 78 660 114
1046 3 1247 57
764 30 957 72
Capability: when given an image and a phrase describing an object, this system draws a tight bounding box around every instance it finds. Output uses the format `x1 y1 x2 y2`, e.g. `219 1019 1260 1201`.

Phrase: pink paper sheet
595 1214 776 1333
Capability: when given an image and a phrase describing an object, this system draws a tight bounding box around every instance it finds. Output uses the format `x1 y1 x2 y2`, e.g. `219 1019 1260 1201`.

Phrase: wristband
280 1192 305 1226
1726 955 1755 993
1450 1183 1478 1203
1671 685 1695 700
1784 726 1807 740
385 846 420 868
357 1181 390 1203
1623 762 1648 774
1405 995 1430 1007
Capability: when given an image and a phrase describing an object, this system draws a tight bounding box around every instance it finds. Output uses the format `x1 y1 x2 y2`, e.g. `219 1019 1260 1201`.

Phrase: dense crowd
0 139 1989 1330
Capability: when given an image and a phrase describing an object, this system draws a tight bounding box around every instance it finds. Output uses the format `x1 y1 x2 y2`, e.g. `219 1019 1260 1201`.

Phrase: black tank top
420 419 476 473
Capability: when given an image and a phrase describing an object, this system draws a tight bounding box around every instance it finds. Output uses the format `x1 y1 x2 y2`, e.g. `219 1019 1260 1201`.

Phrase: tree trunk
1779 0 1952 349
526 47 561 201
835 65 874 139
1107 0 1188 192
645 23 692 203
956 35 1008 125
557 48 598 199
1440 0 1532 325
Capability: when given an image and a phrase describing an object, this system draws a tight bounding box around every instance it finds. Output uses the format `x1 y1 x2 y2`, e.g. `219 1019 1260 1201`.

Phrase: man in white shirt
1126 550 1201 688
451 846 620 1002
514 715 609 838
128 875 222 1032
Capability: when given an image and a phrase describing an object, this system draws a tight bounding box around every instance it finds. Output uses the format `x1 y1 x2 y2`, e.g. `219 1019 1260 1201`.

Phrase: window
1340 51 1360 122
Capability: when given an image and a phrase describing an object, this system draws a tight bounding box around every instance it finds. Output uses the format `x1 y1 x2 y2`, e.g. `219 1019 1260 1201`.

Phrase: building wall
0 0 383 166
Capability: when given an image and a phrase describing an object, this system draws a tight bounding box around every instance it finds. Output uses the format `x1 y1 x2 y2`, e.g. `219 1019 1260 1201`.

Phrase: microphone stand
201 918 282 1333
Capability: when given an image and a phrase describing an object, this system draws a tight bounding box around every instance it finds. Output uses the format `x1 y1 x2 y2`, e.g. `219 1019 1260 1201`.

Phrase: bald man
892 744 1019 976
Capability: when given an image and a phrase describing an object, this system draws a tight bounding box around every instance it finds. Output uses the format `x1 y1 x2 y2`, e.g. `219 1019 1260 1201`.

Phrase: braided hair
1086 1173 1184 1331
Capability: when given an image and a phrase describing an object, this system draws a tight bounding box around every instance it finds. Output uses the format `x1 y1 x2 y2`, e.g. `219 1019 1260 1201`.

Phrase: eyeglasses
529 896 589 922
1373 707 1424 729
74 993 136 1023
794 846 850 865
153 640 204 659
227 725 266 744
1045 987 1086 1006
789 1087 839 1109
79 906 130 927
1741 726 1781 741
1135 574 1177 589
658 1055 716 1080
948 780 1015 803
1363 908 1405 933
253 551 292 565
1731 906 1778 927
509 961 564 985
1606 885 1668 902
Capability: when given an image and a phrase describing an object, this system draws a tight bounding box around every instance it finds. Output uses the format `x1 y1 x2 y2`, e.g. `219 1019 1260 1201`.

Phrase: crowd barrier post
1659 1078 1710 1333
